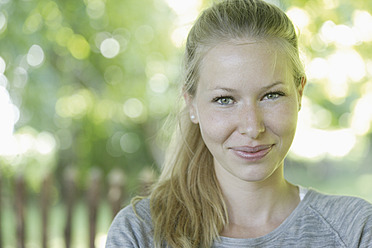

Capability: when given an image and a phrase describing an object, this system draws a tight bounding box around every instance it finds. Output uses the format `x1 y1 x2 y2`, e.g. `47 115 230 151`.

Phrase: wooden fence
0 167 156 248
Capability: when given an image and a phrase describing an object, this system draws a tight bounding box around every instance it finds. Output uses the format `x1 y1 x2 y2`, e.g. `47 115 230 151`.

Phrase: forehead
198 41 292 90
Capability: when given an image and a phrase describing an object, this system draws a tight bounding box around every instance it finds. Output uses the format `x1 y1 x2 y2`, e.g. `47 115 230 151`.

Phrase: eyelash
212 95 235 105
212 91 285 105
262 91 286 100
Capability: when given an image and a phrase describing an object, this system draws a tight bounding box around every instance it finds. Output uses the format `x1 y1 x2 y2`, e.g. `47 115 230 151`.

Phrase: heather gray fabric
105 188 372 247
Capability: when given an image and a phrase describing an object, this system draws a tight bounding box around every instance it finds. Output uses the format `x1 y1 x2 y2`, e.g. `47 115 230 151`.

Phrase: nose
238 104 265 139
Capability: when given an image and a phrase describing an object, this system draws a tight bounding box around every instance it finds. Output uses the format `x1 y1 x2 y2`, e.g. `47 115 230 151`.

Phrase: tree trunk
41 173 52 248
88 169 101 248
15 174 25 248
64 168 76 248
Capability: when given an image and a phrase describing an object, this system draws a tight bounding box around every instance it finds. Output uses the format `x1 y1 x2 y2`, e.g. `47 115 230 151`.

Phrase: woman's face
187 41 305 185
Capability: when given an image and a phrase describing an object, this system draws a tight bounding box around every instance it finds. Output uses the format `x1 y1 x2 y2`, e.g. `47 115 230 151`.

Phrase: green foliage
0 0 182 186
0 0 371 194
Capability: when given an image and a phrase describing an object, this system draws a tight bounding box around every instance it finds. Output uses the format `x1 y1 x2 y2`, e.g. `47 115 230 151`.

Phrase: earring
190 115 195 120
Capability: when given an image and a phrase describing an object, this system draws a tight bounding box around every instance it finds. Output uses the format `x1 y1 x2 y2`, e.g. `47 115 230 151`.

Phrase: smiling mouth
230 145 273 161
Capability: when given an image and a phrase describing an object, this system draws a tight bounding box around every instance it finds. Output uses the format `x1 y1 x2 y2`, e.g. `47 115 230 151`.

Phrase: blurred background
0 0 371 247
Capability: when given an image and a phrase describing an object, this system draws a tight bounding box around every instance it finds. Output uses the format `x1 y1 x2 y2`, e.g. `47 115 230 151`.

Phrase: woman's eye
263 92 284 100
214 96 234 105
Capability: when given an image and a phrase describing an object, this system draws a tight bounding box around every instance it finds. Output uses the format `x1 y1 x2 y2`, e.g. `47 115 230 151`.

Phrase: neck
216 163 300 237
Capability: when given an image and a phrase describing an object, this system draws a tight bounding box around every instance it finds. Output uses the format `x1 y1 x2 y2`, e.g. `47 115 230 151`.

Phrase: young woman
106 0 372 247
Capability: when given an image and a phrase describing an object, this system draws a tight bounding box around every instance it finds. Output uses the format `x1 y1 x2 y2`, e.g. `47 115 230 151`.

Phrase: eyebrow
261 81 285 90
211 81 284 92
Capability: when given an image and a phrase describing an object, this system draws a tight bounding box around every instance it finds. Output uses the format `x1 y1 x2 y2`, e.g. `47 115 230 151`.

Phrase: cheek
265 102 298 135
197 108 236 142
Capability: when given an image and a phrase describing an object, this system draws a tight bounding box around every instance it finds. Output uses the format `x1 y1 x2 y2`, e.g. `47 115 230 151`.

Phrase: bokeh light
0 74 7 87
67 34 90 60
350 92 372 136
55 89 94 119
166 0 202 47
100 38 120 58
0 56 5 73
148 73 169 93
120 132 141 154
123 98 145 119
27 45 45 67
13 67 28 88
353 10 372 42
286 7 310 30
23 12 43 34
0 86 18 156
0 11 7 34
35 132 57 155
86 0 106 19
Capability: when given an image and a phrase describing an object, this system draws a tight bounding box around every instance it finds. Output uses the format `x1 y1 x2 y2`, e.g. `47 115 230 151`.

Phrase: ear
183 92 199 124
298 76 306 97
297 76 307 111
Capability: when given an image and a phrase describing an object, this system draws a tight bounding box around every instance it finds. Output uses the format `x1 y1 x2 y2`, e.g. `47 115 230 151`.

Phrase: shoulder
304 189 372 247
112 198 152 230
306 189 372 219
105 198 154 248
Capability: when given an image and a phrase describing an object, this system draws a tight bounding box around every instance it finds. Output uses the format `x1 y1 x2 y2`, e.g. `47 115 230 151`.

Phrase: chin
234 163 282 183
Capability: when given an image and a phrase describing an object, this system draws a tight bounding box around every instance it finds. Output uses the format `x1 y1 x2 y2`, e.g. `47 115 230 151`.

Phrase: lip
230 144 273 161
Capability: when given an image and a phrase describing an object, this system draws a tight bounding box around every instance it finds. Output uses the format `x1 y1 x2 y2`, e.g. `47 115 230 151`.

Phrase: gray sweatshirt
106 188 372 247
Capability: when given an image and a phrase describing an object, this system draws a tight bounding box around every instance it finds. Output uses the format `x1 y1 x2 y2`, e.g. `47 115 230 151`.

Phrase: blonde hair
140 0 305 247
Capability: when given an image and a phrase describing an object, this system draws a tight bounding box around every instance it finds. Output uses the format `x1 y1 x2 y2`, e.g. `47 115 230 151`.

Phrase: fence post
108 169 126 219
41 173 52 248
64 168 76 248
15 174 25 248
88 169 101 248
